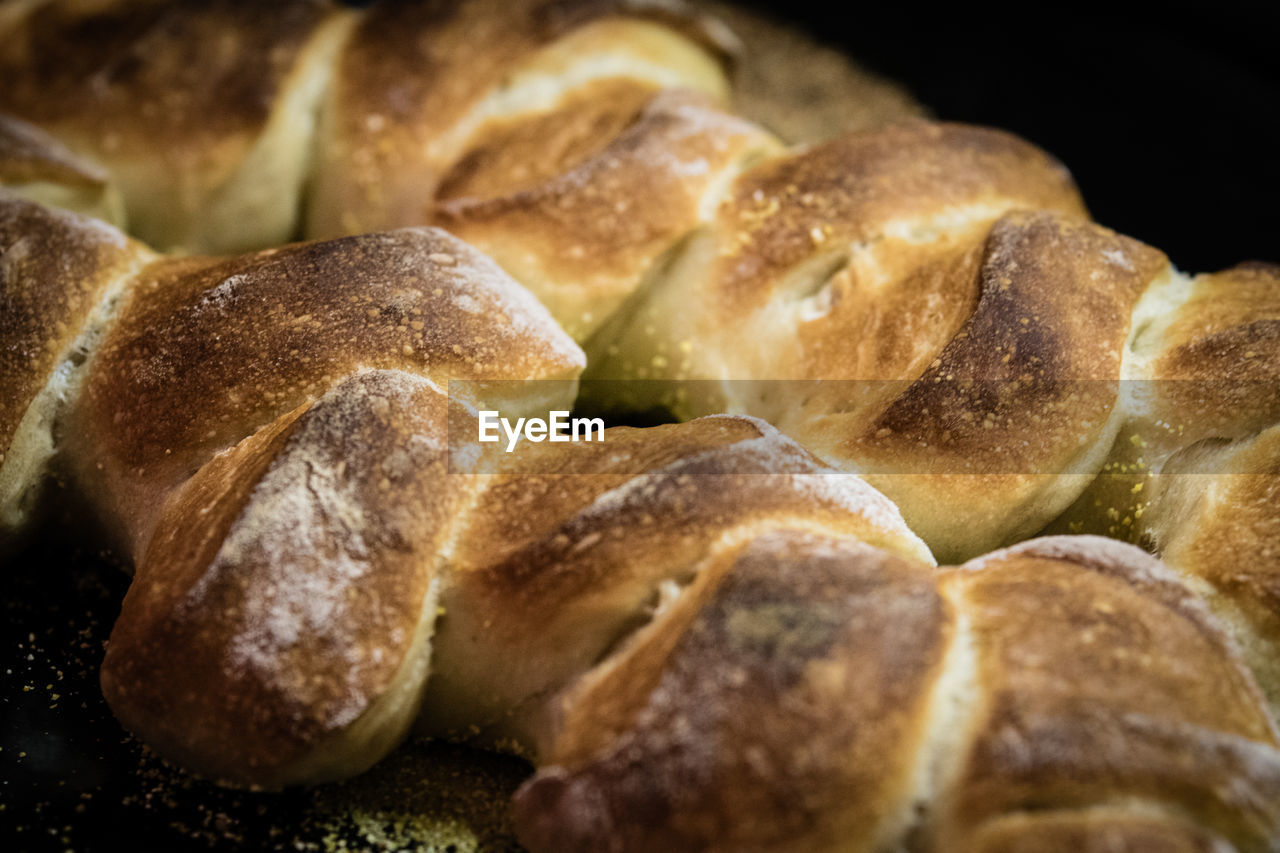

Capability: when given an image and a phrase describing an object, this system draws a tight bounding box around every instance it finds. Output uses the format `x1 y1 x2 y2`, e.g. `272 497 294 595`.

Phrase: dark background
740 0 1278 273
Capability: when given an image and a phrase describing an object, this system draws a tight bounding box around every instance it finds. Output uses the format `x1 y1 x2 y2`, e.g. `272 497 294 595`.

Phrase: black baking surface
3 1 1277 851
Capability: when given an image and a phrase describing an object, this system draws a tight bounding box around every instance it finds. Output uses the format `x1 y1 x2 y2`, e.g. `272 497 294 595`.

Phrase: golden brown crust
0 5 1274 837
422 415 931 740
845 212 1168 559
0 195 147 457
582 123 1181 560
859 212 1165 455
939 537 1280 851
101 371 477 788
1142 427 1280 714
434 90 780 339
100 399 308 783
434 77 663 202
515 531 952 852
710 121 1086 310
1150 430 1280 609
309 0 733 239
584 121 1090 411
1154 263 1280 382
1042 260 1279 544
67 226 583 552
1043 262 1280 610
1145 262 1280 442
517 533 1280 852
0 0 336 161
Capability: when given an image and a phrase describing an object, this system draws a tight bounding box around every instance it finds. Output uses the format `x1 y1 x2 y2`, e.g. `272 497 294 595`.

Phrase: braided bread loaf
4 195 1280 851
0 0 742 256
8 1 1261 562
2 0 1280 850
518 534 1280 852
0 193 930 788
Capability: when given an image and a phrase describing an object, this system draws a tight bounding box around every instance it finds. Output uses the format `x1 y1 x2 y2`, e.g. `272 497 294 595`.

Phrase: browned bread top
310 0 733 239
435 90 780 339
101 396 930 788
712 121 1086 309
433 77 665 202
849 211 1167 459
0 0 337 158
516 534 1280 852
0 195 148 453
1140 262 1280 444
102 370 474 787
517 532 953 852
422 414 931 741
1154 262 1280 381
941 537 1280 849
0 4 1276 845
65 226 583 553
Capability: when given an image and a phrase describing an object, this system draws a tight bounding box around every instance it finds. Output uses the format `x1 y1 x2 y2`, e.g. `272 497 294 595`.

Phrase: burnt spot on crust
698 569 845 686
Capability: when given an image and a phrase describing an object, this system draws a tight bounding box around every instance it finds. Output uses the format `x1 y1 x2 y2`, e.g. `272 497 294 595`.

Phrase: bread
62 224 584 558
570 134 1278 564
0 192 585 784
0 194 151 531
0 0 737 254
2 1 1279 850
0 191 933 787
307 0 737 243
517 534 1280 851
0 0 356 254
3 194 1280 848
1101 426 1280 716
0 0 922 256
